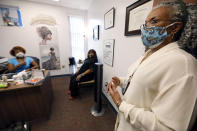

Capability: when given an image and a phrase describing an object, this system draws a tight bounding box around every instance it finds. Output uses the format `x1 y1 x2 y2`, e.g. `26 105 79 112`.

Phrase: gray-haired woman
108 1 197 131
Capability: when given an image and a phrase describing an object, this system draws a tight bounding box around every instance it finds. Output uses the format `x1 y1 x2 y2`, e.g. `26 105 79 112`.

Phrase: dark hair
50 47 54 51
87 49 98 60
10 46 26 56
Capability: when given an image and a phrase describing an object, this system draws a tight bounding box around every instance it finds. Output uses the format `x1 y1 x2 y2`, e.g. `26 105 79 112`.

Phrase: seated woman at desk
68 49 98 100
8 46 38 73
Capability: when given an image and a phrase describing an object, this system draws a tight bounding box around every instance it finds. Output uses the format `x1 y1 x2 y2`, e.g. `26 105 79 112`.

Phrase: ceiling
22 0 94 10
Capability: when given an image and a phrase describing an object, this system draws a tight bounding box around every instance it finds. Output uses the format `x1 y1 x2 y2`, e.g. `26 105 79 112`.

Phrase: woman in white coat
108 1 197 131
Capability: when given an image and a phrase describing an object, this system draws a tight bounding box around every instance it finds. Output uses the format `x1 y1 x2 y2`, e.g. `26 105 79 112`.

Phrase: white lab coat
115 42 197 131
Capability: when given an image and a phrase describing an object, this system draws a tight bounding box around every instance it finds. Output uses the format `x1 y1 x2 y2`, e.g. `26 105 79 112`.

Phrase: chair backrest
69 57 76 65
0 62 8 74
28 56 40 69
0 73 16 79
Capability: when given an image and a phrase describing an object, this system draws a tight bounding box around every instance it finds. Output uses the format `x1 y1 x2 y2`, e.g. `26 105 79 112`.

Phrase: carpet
30 76 116 131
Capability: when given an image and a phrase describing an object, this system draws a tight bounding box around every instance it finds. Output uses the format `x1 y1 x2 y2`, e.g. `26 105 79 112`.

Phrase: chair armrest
78 80 95 85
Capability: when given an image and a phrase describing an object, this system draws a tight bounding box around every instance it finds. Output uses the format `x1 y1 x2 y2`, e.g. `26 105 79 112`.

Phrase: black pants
69 73 93 96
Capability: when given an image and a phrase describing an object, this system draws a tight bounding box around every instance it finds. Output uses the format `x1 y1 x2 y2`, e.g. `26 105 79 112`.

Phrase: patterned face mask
140 23 175 49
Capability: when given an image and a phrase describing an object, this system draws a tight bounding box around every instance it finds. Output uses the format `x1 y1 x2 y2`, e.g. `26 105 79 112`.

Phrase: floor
30 76 116 131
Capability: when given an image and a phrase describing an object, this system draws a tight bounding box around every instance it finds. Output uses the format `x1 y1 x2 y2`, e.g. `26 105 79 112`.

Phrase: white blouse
115 42 197 131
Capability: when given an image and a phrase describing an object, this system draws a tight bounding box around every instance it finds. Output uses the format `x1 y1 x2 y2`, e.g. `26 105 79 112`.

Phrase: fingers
107 81 118 96
107 81 112 93
112 76 120 86
76 76 80 81
112 77 117 82
111 83 117 91
108 76 120 96
108 83 113 95
112 77 117 80
20 62 26 66
108 83 121 107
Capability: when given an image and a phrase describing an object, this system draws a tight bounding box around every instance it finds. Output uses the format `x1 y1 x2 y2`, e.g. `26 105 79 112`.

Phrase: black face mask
89 54 95 58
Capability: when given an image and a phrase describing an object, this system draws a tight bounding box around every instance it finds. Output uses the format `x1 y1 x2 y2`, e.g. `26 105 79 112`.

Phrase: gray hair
153 0 187 23
178 3 197 59
37 26 52 39
154 0 197 59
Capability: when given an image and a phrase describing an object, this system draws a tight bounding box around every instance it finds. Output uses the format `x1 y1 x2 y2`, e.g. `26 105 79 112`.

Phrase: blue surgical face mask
140 23 175 49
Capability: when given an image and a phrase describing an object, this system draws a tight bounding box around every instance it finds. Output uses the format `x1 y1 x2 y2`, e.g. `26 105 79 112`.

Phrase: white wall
0 0 87 75
88 0 150 110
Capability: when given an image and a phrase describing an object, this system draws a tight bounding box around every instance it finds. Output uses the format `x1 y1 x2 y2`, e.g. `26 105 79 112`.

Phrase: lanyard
122 52 149 95
122 70 136 95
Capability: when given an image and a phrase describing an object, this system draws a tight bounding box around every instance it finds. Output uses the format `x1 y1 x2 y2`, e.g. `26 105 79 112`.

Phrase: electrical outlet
105 82 108 87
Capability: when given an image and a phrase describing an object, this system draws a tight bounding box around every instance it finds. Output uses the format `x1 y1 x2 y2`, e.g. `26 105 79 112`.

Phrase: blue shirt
8 57 33 73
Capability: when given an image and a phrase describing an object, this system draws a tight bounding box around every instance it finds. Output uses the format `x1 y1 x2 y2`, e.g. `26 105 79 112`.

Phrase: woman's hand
107 76 120 91
8 61 26 72
108 82 122 107
16 61 26 68
25 68 32 72
19 61 26 66
76 74 83 81
112 76 120 86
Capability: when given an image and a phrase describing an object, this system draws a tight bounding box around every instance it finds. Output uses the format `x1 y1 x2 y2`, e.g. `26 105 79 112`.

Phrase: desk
0 71 53 128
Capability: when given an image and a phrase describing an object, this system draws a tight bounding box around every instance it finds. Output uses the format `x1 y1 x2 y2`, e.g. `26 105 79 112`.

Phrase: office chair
28 56 40 69
69 57 76 65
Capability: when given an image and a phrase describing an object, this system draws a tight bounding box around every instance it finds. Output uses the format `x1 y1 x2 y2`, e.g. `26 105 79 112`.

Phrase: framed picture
93 25 99 40
103 39 115 67
124 0 153 36
104 8 115 30
0 4 23 26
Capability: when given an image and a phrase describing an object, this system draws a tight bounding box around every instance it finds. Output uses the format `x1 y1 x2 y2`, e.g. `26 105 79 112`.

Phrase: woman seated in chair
68 49 98 100
8 46 38 73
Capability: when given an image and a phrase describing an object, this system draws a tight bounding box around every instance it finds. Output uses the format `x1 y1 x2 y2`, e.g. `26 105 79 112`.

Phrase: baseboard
50 74 72 78
102 92 117 115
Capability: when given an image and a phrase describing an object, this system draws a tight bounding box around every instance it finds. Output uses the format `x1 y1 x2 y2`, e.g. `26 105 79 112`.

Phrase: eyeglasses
140 24 155 30
141 21 175 30
145 19 172 25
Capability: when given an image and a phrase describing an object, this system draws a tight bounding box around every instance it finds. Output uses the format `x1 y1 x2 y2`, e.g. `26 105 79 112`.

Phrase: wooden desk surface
0 82 41 92
0 70 48 93
0 70 53 129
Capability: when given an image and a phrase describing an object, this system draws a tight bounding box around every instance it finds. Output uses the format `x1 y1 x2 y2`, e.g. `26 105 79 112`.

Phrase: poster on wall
39 45 61 70
103 39 115 67
104 7 115 30
36 25 61 70
0 4 22 26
